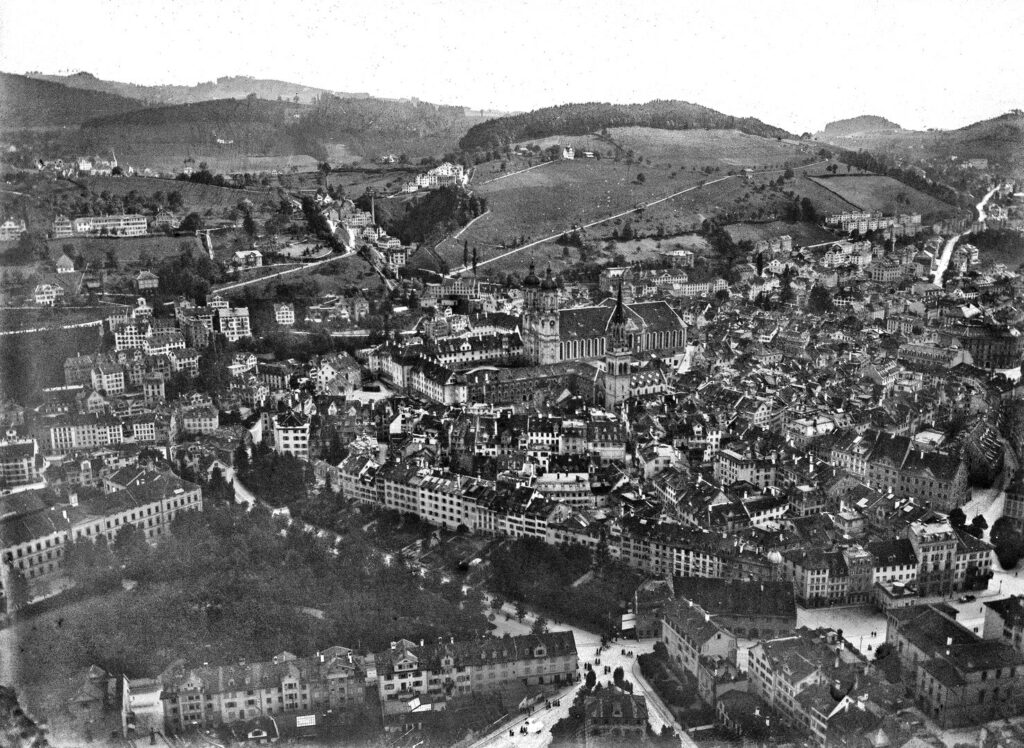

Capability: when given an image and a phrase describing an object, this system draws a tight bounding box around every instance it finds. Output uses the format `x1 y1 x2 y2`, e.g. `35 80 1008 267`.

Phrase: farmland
46 234 205 266
603 127 818 169
77 175 274 211
808 175 958 220
432 158 706 270
723 220 836 247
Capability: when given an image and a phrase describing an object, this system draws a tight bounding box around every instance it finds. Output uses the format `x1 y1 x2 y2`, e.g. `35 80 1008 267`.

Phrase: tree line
459 100 792 151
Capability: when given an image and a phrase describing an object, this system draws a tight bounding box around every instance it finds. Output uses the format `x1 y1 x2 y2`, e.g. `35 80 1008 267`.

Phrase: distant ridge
820 115 902 137
0 72 145 128
24 71 370 106
458 100 793 150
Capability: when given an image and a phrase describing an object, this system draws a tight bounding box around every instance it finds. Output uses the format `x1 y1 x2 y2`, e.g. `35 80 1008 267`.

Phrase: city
2 2 1024 747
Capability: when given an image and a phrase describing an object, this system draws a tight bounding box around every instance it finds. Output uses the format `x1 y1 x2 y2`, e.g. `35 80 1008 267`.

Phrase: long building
0 473 202 603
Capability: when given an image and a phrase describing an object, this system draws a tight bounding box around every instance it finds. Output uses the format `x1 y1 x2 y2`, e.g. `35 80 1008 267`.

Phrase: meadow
808 175 958 220
434 158 705 268
78 175 273 211
723 220 837 247
47 234 205 266
604 127 820 170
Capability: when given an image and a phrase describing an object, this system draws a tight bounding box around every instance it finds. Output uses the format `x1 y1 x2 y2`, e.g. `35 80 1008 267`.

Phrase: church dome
523 263 541 288
541 267 558 291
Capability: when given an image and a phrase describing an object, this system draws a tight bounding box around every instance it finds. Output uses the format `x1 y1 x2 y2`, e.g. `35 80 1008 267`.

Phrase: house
274 303 295 326
135 270 159 294
583 688 649 743
34 283 65 306
232 250 263 269
0 218 27 241
55 254 76 274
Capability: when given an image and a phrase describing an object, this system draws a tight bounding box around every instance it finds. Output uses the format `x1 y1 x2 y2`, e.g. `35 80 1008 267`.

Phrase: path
474 160 555 186
0 318 104 337
444 159 832 277
446 175 736 277
210 250 356 295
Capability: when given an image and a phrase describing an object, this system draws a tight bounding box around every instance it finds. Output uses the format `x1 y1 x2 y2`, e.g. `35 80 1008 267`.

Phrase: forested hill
296 95 466 142
0 72 145 128
458 100 793 150
26 71 369 105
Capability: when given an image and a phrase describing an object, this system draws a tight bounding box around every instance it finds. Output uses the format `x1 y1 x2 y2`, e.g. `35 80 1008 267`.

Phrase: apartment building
272 412 310 459
374 631 576 709
217 307 252 342
886 603 1024 728
71 214 148 237
152 647 364 734
91 362 126 395
0 438 42 488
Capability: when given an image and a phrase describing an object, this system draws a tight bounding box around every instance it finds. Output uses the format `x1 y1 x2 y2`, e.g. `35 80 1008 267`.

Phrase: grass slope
808 175 957 220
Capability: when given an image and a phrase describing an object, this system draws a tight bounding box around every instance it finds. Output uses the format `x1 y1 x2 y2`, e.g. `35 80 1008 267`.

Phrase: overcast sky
1 0 1021 133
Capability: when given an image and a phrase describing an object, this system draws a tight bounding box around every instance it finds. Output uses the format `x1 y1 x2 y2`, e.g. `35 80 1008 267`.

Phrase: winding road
931 184 1001 286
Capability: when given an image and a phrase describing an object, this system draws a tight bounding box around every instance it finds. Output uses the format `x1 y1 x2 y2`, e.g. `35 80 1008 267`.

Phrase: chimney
420 639 424 647
704 613 710 623
390 641 397 650
946 637 952 647
69 492 79 507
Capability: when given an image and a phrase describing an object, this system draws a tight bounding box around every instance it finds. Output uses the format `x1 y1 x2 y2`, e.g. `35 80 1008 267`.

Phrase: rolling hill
819 115 902 137
0 72 146 128
458 100 793 151
25 72 370 106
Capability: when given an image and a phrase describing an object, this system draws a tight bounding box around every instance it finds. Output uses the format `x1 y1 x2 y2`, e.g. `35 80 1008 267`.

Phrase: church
521 265 687 367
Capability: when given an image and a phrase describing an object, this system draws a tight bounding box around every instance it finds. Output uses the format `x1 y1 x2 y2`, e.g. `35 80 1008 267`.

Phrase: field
77 175 274 211
723 220 836 247
808 175 958 220
603 127 820 170
47 234 205 266
432 158 706 270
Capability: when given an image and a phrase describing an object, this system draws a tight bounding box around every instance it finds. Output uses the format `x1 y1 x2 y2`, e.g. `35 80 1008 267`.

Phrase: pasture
78 175 273 212
602 127 821 170
47 234 205 267
808 175 957 219
724 220 836 247
435 158 705 268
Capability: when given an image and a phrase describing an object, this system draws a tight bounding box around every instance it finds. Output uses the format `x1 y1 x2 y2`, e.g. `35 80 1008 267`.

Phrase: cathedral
521 265 687 367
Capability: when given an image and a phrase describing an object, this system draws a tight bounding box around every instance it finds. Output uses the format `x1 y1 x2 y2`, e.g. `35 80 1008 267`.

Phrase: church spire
612 279 626 325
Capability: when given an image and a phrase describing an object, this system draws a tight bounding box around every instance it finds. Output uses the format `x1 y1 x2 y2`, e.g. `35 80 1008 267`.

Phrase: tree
635 173 646 184
180 212 204 233
585 669 597 691
970 514 989 538
243 211 257 239
531 616 548 635
948 507 967 530
612 666 625 687
4 565 29 614
807 284 834 313
514 601 527 622
783 167 795 180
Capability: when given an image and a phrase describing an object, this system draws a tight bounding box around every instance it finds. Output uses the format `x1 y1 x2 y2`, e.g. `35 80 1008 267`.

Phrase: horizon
1 0 1023 134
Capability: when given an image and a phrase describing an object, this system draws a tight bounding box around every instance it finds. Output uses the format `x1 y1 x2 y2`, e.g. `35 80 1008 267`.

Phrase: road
446 175 736 277
470 600 693 748
0 318 104 337
931 184 1000 285
444 159 833 277
210 250 356 295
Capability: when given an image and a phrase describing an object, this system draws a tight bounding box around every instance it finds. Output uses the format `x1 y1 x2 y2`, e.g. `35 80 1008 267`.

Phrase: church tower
537 267 561 365
604 281 632 410
522 263 542 363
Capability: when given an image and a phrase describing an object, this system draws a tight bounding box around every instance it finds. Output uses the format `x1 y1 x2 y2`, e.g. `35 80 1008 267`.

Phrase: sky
1 0 1022 134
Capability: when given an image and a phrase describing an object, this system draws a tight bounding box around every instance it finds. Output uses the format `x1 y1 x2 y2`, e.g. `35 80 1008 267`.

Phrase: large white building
71 214 148 237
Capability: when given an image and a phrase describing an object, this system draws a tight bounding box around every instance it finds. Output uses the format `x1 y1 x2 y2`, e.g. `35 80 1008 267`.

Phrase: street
472 599 694 748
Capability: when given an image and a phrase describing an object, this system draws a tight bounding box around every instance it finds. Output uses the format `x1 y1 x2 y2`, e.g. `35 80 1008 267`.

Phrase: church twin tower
522 264 631 410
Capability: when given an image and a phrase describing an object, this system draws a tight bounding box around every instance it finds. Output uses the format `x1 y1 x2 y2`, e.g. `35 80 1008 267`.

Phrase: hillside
458 100 793 151
0 72 145 128
820 115 901 137
25 71 369 105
